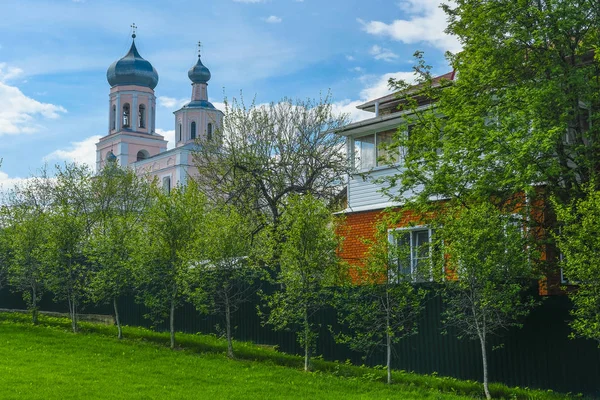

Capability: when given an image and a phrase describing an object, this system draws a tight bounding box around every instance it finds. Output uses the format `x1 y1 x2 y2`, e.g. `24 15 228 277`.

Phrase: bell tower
96 25 167 171
173 42 223 147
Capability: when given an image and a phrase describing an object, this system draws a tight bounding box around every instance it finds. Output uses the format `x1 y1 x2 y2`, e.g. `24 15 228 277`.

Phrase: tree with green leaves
333 218 426 384
45 163 94 333
85 162 151 339
132 181 206 349
385 1 600 284
3 173 54 324
435 202 536 399
193 95 349 237
554 187 600 344
261 194 342 371
187 204 262 358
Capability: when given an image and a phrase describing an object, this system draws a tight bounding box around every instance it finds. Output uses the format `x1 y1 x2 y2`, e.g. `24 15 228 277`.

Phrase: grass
0 312 580 400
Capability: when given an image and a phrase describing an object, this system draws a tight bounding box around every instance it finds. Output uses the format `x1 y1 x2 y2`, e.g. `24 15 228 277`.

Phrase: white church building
95 31 223 190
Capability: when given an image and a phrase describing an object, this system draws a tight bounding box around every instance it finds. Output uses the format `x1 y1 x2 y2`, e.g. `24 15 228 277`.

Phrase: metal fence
1 285 598 396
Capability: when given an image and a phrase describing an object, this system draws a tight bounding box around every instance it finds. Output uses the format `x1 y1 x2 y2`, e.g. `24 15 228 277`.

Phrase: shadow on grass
0 311 583 400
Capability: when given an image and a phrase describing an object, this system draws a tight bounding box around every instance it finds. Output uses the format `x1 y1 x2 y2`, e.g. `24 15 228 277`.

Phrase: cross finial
131 23 137 39
197 41 202 57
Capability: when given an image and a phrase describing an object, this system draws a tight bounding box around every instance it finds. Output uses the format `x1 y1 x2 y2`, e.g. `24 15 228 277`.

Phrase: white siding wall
347 167 400 210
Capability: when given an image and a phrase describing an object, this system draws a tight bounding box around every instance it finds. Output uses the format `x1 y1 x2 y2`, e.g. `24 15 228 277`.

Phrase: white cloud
233 0 266 2
44 135 101 168
156 128 176 150
0 81 67 135
0 171 30 193
358 0 461 53
346 55 355 61
359 71 416 100
350 66 364 73
157 96 188 109
369 45 399 62
0 63 24 82
264 15 282 23
331 99 372 122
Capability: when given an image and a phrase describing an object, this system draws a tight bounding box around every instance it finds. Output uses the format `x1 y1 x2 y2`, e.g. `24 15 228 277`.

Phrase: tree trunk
304 307 310 372
169 299 176 349
386 322 392 385
68 294 78 333
113 297 122 340
479 332 491 399
31 286 38 325
225 296 234 359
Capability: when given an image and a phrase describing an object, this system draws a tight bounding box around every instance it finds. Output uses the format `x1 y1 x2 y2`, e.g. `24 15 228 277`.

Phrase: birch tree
261 194 342 371
133 181 206 349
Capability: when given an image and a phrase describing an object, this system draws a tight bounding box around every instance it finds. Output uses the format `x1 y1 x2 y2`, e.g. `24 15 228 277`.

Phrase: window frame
352 129 404 171
388 226 435 282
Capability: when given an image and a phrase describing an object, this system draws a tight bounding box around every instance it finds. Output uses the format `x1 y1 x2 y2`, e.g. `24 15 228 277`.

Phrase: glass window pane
377 130 399 166
354 134 375 170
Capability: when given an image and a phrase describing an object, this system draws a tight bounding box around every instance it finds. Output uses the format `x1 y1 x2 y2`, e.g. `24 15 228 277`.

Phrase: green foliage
187 204 264 357
334 218 426 384
132 180 206 348
555 187 600 343
261 194 342 370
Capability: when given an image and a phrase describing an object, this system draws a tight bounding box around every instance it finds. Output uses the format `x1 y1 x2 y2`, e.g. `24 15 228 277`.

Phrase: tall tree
85 162 151 339
3 173 54 324
193 95 349 236
435 202 536 399
333 218 426 384
132 181 206 349
187 204 261 359
261 194 342 371
45 163 94 333
554 187 600 344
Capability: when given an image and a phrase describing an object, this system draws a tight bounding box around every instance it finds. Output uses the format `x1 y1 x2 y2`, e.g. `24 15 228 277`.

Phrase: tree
385 1 600 281
3 173 54 324
132 181 206 349
187 204 261 358
45 163 94 333
85 162 151 339
333 218 426 384
435 202 536 399
193 95 349 236
554 187 600 344
261 194 342 371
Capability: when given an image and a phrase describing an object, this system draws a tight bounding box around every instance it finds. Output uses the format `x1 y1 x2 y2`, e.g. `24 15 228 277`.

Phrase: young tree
261 194 342 371
555 187 600 344
193 95 349 236
133 181 206 349
3 173 54 324
333 219 426 384
436 202 536 399
187 204 261 358
85 162 151 339
45 163 94 333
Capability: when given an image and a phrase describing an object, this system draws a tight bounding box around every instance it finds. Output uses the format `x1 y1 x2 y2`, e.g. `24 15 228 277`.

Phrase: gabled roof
357 71 455 114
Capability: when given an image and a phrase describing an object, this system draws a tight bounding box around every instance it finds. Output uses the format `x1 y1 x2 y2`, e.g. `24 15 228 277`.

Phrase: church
95 30 223 191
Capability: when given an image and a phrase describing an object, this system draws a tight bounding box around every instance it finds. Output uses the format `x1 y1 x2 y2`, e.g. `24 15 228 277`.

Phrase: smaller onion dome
106 151 117 163
188 56 211 84
107 35 159 89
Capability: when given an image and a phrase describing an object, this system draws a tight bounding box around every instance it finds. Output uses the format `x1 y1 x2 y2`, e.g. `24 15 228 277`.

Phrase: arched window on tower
111 105 116 131
191 121 196 140
137 150 149 162
123 103 131 128
138 104 146 129
207 123 213 140
178 123 182 142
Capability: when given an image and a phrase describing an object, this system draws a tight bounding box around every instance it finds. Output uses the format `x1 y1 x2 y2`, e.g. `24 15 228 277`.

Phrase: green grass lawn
0 313 577 399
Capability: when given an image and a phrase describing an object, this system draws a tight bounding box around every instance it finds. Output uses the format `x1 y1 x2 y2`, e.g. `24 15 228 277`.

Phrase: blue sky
0 0 458 187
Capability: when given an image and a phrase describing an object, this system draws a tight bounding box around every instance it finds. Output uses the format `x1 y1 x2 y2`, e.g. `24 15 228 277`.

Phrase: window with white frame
389 227 434 282
353 129 403 171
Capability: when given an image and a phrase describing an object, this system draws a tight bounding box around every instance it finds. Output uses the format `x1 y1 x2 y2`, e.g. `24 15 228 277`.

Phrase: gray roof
107 37 159 90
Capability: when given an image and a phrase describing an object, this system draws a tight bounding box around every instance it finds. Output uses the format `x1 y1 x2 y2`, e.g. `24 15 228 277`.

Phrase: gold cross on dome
131 23 137 37
198 41 202 57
